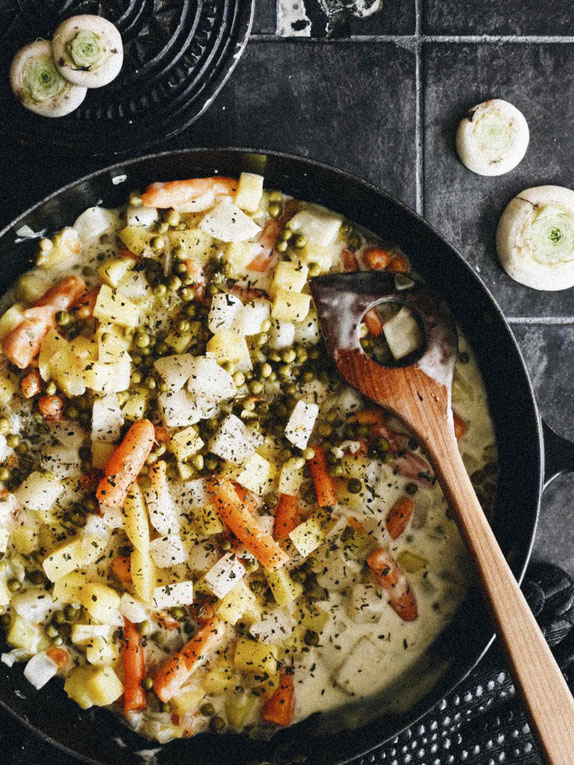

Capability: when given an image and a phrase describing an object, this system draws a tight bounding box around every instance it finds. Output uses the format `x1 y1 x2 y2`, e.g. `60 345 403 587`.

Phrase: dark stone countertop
1 1 574 762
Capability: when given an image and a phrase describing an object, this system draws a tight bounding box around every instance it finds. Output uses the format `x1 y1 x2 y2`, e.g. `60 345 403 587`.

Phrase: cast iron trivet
0 0 254 156
0 563 570 764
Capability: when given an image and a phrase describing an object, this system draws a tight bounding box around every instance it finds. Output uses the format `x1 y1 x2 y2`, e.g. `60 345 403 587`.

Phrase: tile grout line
508 317 574 325
414 0 423 216
251 34 574 44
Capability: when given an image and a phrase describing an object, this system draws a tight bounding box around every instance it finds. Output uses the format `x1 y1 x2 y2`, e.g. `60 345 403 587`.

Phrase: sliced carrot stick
386 254 409 273
262 671 295 726
364 308 383 337
385 496 415 540
153 424 170 448
158 611 180 630
96 419 155 511
20 369 42 398
453 410 469 440
123 618 147 712
3 276 86 369
112 555 132 583
367 547 418 622
363 248 392 270
46 646 69 670
233 483 259 515
141 177 238 208
73 286 100 320
153 617 224 702
308 445 337 508
208 477 289 571
273 494 300 541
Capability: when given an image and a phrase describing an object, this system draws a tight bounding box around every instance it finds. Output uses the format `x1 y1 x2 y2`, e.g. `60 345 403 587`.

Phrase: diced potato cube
205 553 246 599
122 390 149 421
37 228 82 270
164 330 193 354
208 292 243 333
7 615 42 652
79 584 121 624
271 261 308 298
268 318 295 350
53 572 87 604
167 228 216 262
289 517 324 558
172 687 205 715
226 690 258 729
236 454 275 496
149 535 186 568
131 548 156 603
154 353 196 392
200 199 261 243
206 330 251 368
93 285 139 328
294 310 321 346
85 666 124 706
64 666 96 709
81 535 108 565
383 307 422 361
272 290 311 323
0 303 25 340
0 577 11 607
91 393 123 442
123 482 150 553
284 400 318 450
265 567 303 607
234 172 264 212
194 505 225 536
288 207 342 246
118 225 155 256
217 580 261 625
209 414 257 465
0 371 16 406
170 426 204 463
234 638 278 675
15 471 62 514
84 359 131 394
98 257 135 288
12 525 39 555
126 205 158 228
396 550 427 573
97 325 129 363
186 356 236 401
202 659 237 695
224 241 256 272
299 242 334 272
92 440 114 470
15 271 51 303
43 539 84 582
233 300 271 336
86 636 119 666
152 580 194 610
278 458 305 495
249 609 295 644
38 328 67 381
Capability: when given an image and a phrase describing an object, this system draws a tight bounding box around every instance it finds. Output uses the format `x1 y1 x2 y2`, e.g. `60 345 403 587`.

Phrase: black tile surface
252 0 276 34
423 42 574 317
0 40 417 231
424 0 574 36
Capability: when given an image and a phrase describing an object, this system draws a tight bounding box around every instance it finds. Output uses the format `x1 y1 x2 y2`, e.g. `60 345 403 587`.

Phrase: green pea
135 333 150 348
0 468 11 482
220 538 232 552
0 560 7 574
52 635 64 646
291 569 306 584
27 570 45 585
7 578 21 593
210 715 225 733
141 676 154 690
192 454 204 471
154 283 167 297
268 191 283 203
6 434 20 448
138 620 152 636
168 276 182 291
302 370 315 383
293 234 306 249
265 492 278 509
329 464 343 477
233 372 245 387
278 365 291 379
279 229 292 242
244 559 259 573
308 262 321 278
318 423 332 438
131 371 142 384
151 235 165 251
302 447 315 461
56 310 71 326
200 702 216 717
171 607 186 620
259 363 272 379
405 482 419 496
0 418 9 436
268 203 282 219
180 287 195 301
347 478 362 494
0 613 11 628
166 210 180 227
64 604 79 621
304 629 320 646
281 348 296 363
160 702 172 713
249 381 263 395
205 456 218 471
45 624 59 638
261 319 272 332
39 237 53 251
276 239 288 253
178 319 191 332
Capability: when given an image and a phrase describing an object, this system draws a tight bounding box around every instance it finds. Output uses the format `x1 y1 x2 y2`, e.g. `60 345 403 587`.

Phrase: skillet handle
542 420 574 488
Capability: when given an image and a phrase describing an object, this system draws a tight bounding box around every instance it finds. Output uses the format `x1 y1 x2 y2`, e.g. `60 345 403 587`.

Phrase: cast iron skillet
0 148 573 765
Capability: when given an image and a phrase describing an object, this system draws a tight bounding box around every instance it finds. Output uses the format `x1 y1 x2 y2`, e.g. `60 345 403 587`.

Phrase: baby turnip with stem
52 15 123 88
10 40 86 117
497 185 574 291
456 99 529 176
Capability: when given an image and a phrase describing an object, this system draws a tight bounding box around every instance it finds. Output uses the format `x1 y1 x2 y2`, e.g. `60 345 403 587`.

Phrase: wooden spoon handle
433 436 574 764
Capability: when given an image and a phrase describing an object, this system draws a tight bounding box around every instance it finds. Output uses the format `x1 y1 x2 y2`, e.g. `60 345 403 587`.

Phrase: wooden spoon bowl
310 271 574 765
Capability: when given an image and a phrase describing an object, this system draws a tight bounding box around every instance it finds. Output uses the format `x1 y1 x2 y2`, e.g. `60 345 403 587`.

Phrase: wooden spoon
310 270 574 764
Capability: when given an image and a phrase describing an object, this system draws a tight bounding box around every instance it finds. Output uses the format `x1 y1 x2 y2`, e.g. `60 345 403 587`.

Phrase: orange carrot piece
96 419 155 511
73 286 100 320
38 394 64 422
342 248 359 271
141 177 238 208
153 617 224 702
2 276 86 369
386 254 409 273
233 483 259 515
346 516 364 532
208 477 289 570
112 556 132 583
46 646 69 670
20 369 42 398
367 547 418 622
453 410 468 440
364 308 383 337
363 248 392 270
308 445 337 508
153 424 170 447
273 494 300 541
263 672 295 726
80 469 100 493
158 611 180 630
348 409 384 426
123 618 147 712
385 496 415 540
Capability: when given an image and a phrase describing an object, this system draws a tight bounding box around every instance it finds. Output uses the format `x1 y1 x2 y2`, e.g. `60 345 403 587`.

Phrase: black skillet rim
0 147 544 764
